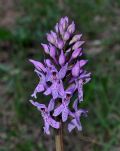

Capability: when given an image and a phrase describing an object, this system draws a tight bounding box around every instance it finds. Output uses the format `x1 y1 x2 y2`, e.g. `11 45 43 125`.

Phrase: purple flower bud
72 41 85 50
55 23 59 33
63 31 70 41
67 21 75 34
64 16 68 24
51 31 57 39
49 44 56 58
72 61 80 77
59 50 65 66
57 39 64 49
60 17 64 25
79 60 88 67
62 17 68 30
69 34 82 45
29 59 46 72
44 59 52 67
72 48 82 59
59 23 64 36
47 33 54 44
41 43 49 54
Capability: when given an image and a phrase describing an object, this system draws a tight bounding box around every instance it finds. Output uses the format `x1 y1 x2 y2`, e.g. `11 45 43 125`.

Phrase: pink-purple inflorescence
29 17 91 135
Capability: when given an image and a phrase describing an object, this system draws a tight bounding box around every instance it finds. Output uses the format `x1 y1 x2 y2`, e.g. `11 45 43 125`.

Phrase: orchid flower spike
29 17 91 135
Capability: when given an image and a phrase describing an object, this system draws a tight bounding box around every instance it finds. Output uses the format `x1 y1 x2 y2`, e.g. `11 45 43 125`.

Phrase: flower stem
55 121 64 151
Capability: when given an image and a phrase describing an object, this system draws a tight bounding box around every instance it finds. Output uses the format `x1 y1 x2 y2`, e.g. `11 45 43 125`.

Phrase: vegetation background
0 0 120 151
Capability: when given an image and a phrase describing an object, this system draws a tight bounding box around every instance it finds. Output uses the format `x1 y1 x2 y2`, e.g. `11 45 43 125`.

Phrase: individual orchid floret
44 64 68 99
45 63 68 83
44 80 64 99
68 99 87 132
59 17 69 36
53 84 75 122
30 100 60 135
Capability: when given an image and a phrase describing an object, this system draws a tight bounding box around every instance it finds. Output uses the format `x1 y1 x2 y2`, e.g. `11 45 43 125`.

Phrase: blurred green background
0 0 120 151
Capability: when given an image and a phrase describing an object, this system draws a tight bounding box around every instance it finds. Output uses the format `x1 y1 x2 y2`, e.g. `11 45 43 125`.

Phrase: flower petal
59 50 65 66
69 34 82 45
49 44 56 58
49 118 60 129
72 41 85 50
47 33 55 44
48 99 55 112
29 59 46 72
55 23 59 33
44 122 50 135
44 87 51 96
68 119 76 132
29 100 46 109
79 60 88 68
63 31 70 41
67 21 75 34
53 104 63 116
51 83 59 99
73 99 78 111
62 108 69 122
58 81 65 97
72 61 80 77
72 48 82 59
41 43 49 54
57 39 64 49
58 63 68 79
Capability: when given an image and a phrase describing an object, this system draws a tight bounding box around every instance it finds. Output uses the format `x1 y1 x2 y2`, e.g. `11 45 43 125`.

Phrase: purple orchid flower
44 63 68 99
68 99 87 132
30 100 60 135
53 84 76 122
29 17 91 135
